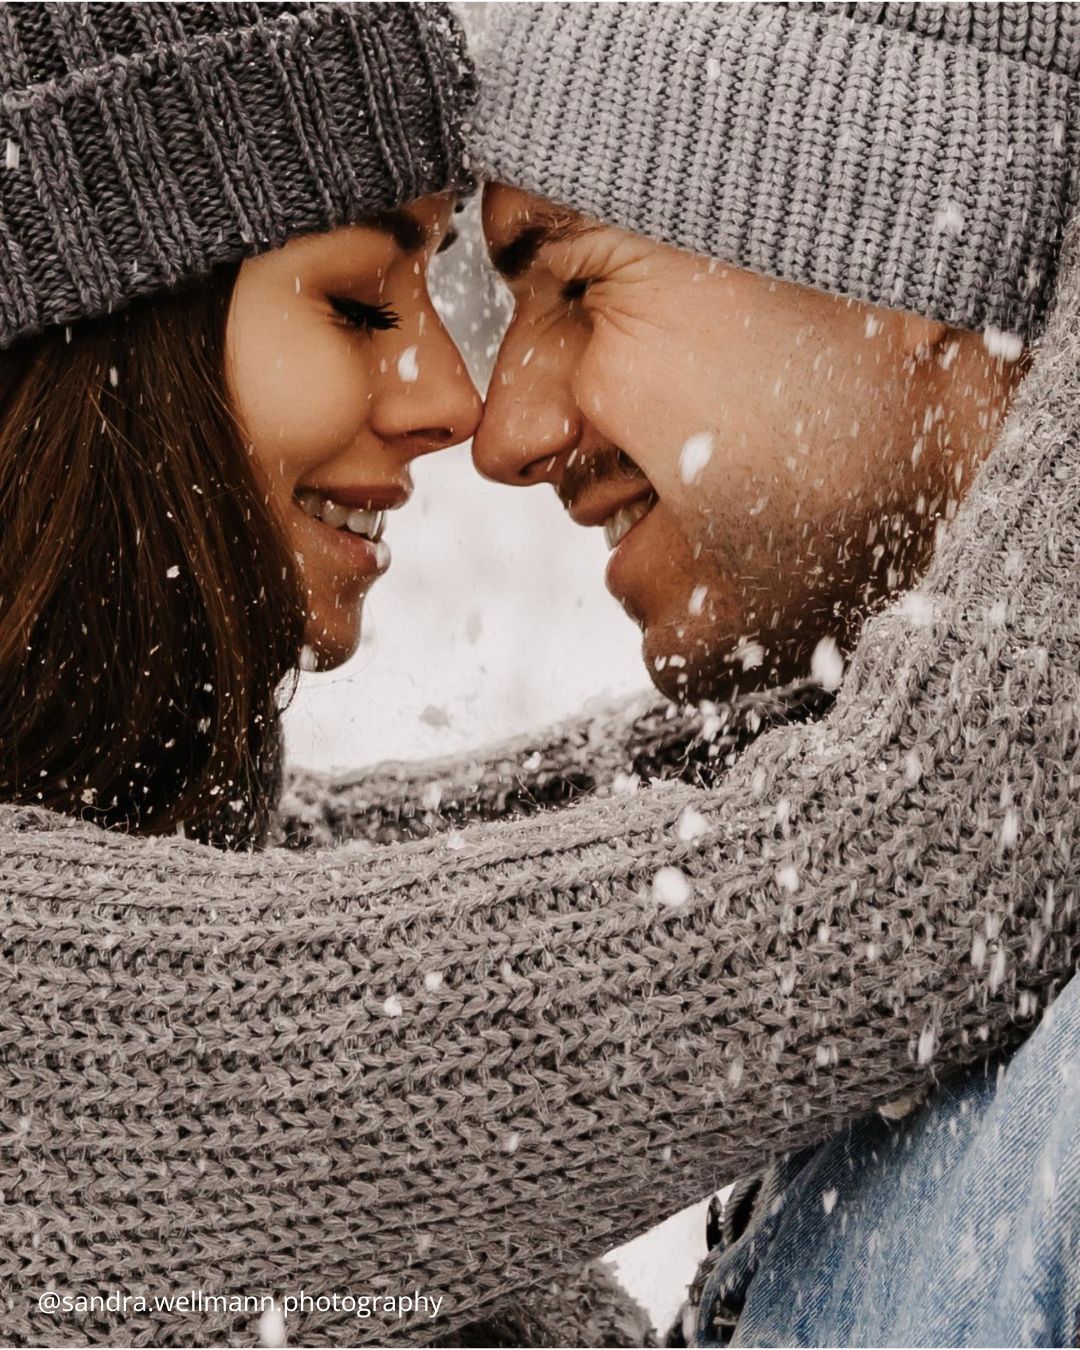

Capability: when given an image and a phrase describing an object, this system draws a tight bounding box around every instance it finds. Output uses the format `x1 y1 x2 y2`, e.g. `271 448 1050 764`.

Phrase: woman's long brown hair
0 268 304 848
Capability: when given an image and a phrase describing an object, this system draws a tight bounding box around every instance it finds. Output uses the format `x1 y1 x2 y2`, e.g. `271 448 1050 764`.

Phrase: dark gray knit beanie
471 2 1080 342
0 2 475 349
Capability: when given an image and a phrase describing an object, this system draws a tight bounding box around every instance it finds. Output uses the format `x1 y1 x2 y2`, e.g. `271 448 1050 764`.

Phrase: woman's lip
292 500 391 575
294 482 409 511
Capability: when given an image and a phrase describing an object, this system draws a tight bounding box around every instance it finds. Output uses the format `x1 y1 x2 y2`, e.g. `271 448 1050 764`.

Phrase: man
467 2 1080 1345
468 2 1052 707
474 181 1022 702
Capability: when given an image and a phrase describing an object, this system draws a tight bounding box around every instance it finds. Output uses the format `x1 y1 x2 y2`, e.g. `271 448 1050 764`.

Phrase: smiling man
466 3 1080 1348
474 185 1022 701
465 3 1070 707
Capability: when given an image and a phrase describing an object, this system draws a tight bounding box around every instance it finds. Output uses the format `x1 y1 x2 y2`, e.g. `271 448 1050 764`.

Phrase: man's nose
472 328 582 486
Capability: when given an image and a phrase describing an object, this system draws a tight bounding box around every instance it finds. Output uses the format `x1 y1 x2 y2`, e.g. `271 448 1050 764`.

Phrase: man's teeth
603 495 656 550
296 489 385 541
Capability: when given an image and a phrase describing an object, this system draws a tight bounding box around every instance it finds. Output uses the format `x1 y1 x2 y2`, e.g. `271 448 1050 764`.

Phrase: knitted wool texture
2 201 1080 1343
0 2 474 349
470 1 1080 340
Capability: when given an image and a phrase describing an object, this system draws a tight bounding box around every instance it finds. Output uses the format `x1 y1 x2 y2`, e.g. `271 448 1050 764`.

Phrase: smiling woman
226 201 480 669
0 2 479 848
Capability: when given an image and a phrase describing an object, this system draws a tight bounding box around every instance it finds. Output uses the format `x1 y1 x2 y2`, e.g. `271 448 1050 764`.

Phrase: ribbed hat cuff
0 4 474 347
474 4 1079 341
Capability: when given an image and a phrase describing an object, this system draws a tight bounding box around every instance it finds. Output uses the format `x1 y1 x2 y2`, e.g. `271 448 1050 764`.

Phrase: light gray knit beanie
471 2 1080 342
0 2 475 349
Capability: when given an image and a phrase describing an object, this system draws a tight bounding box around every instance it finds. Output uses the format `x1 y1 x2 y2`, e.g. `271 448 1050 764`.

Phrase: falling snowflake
675 805 708 842
822 1188 838 1215
810 636 844 691
652 866 692 906
257 1303 286 1349
678 432 714 486
423 971 444 992
982 327 1024 362
383 993 404 1018
776 865 800 893
933 201 964 237
397 345 420 382
898 592 936 626
733 640 765 671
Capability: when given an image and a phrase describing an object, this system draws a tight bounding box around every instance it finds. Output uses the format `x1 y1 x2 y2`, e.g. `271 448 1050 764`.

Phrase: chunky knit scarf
2 225 1080 1348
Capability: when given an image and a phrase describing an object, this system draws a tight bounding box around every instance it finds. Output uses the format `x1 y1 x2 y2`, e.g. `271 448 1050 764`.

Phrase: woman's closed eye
329 295 401 333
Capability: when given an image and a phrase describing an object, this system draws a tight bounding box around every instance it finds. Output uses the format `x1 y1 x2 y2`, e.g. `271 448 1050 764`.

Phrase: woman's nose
472 328 582 486
373 325 482 459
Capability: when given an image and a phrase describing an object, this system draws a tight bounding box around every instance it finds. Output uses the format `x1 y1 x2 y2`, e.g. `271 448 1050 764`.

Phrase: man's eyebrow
491 208 600 280
367 208 428 252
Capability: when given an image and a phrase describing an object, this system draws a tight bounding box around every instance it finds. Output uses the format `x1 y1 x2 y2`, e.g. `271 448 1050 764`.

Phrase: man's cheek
574 327 695 457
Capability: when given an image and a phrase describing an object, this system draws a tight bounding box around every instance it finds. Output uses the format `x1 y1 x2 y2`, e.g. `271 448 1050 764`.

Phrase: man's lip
294 482 409 511
564 482 655 528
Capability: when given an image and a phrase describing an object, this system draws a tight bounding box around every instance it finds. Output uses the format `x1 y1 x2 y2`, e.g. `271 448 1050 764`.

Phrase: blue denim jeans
693 971 1080 1348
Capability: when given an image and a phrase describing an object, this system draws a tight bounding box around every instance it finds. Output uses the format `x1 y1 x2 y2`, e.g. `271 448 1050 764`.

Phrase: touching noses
472 321 583 486
373 320 482 461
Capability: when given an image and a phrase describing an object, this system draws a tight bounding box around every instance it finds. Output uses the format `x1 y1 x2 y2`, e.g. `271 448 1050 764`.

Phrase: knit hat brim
473 3 1078 341
0 3 475 348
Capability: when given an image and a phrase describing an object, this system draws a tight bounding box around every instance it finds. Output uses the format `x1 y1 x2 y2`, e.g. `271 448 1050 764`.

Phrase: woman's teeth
603 494 656 550
296 489 386 541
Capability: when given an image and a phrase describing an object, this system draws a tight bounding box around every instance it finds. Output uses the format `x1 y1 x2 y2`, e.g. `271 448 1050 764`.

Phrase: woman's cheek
254 322 370 465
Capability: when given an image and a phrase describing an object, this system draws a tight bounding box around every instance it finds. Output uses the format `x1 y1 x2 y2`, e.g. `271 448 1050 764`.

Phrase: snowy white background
282 208 720 1336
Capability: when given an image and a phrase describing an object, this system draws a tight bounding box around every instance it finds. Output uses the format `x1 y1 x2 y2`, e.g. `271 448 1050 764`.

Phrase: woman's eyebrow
491 209 600 280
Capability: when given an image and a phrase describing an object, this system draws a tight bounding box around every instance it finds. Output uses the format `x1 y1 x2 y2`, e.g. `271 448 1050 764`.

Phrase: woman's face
226 195 481 668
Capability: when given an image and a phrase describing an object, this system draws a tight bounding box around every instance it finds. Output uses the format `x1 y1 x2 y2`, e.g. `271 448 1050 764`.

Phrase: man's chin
640 620 780 705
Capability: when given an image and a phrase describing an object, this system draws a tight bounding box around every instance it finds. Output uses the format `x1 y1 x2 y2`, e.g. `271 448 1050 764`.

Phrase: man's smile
603 492 657 550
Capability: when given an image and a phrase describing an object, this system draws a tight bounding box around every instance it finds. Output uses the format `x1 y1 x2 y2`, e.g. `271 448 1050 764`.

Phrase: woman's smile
290 489 392 582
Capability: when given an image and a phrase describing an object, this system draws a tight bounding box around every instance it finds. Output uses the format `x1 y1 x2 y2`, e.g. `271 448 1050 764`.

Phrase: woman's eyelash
329 296 401 333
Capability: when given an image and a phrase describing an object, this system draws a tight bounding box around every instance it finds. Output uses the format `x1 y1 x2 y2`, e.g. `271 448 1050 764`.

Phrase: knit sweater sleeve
273 685 825 848
4 251 1080 1349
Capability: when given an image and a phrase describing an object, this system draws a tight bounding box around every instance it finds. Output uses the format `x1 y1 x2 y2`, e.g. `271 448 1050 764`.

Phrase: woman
0 5 1077 1349
0 3 479 849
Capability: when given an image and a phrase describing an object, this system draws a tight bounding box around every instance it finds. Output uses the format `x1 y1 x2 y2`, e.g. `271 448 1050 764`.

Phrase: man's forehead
482 185 598 279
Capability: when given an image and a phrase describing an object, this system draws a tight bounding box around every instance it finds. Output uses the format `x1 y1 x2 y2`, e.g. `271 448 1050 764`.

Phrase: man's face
474 185 1019 701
